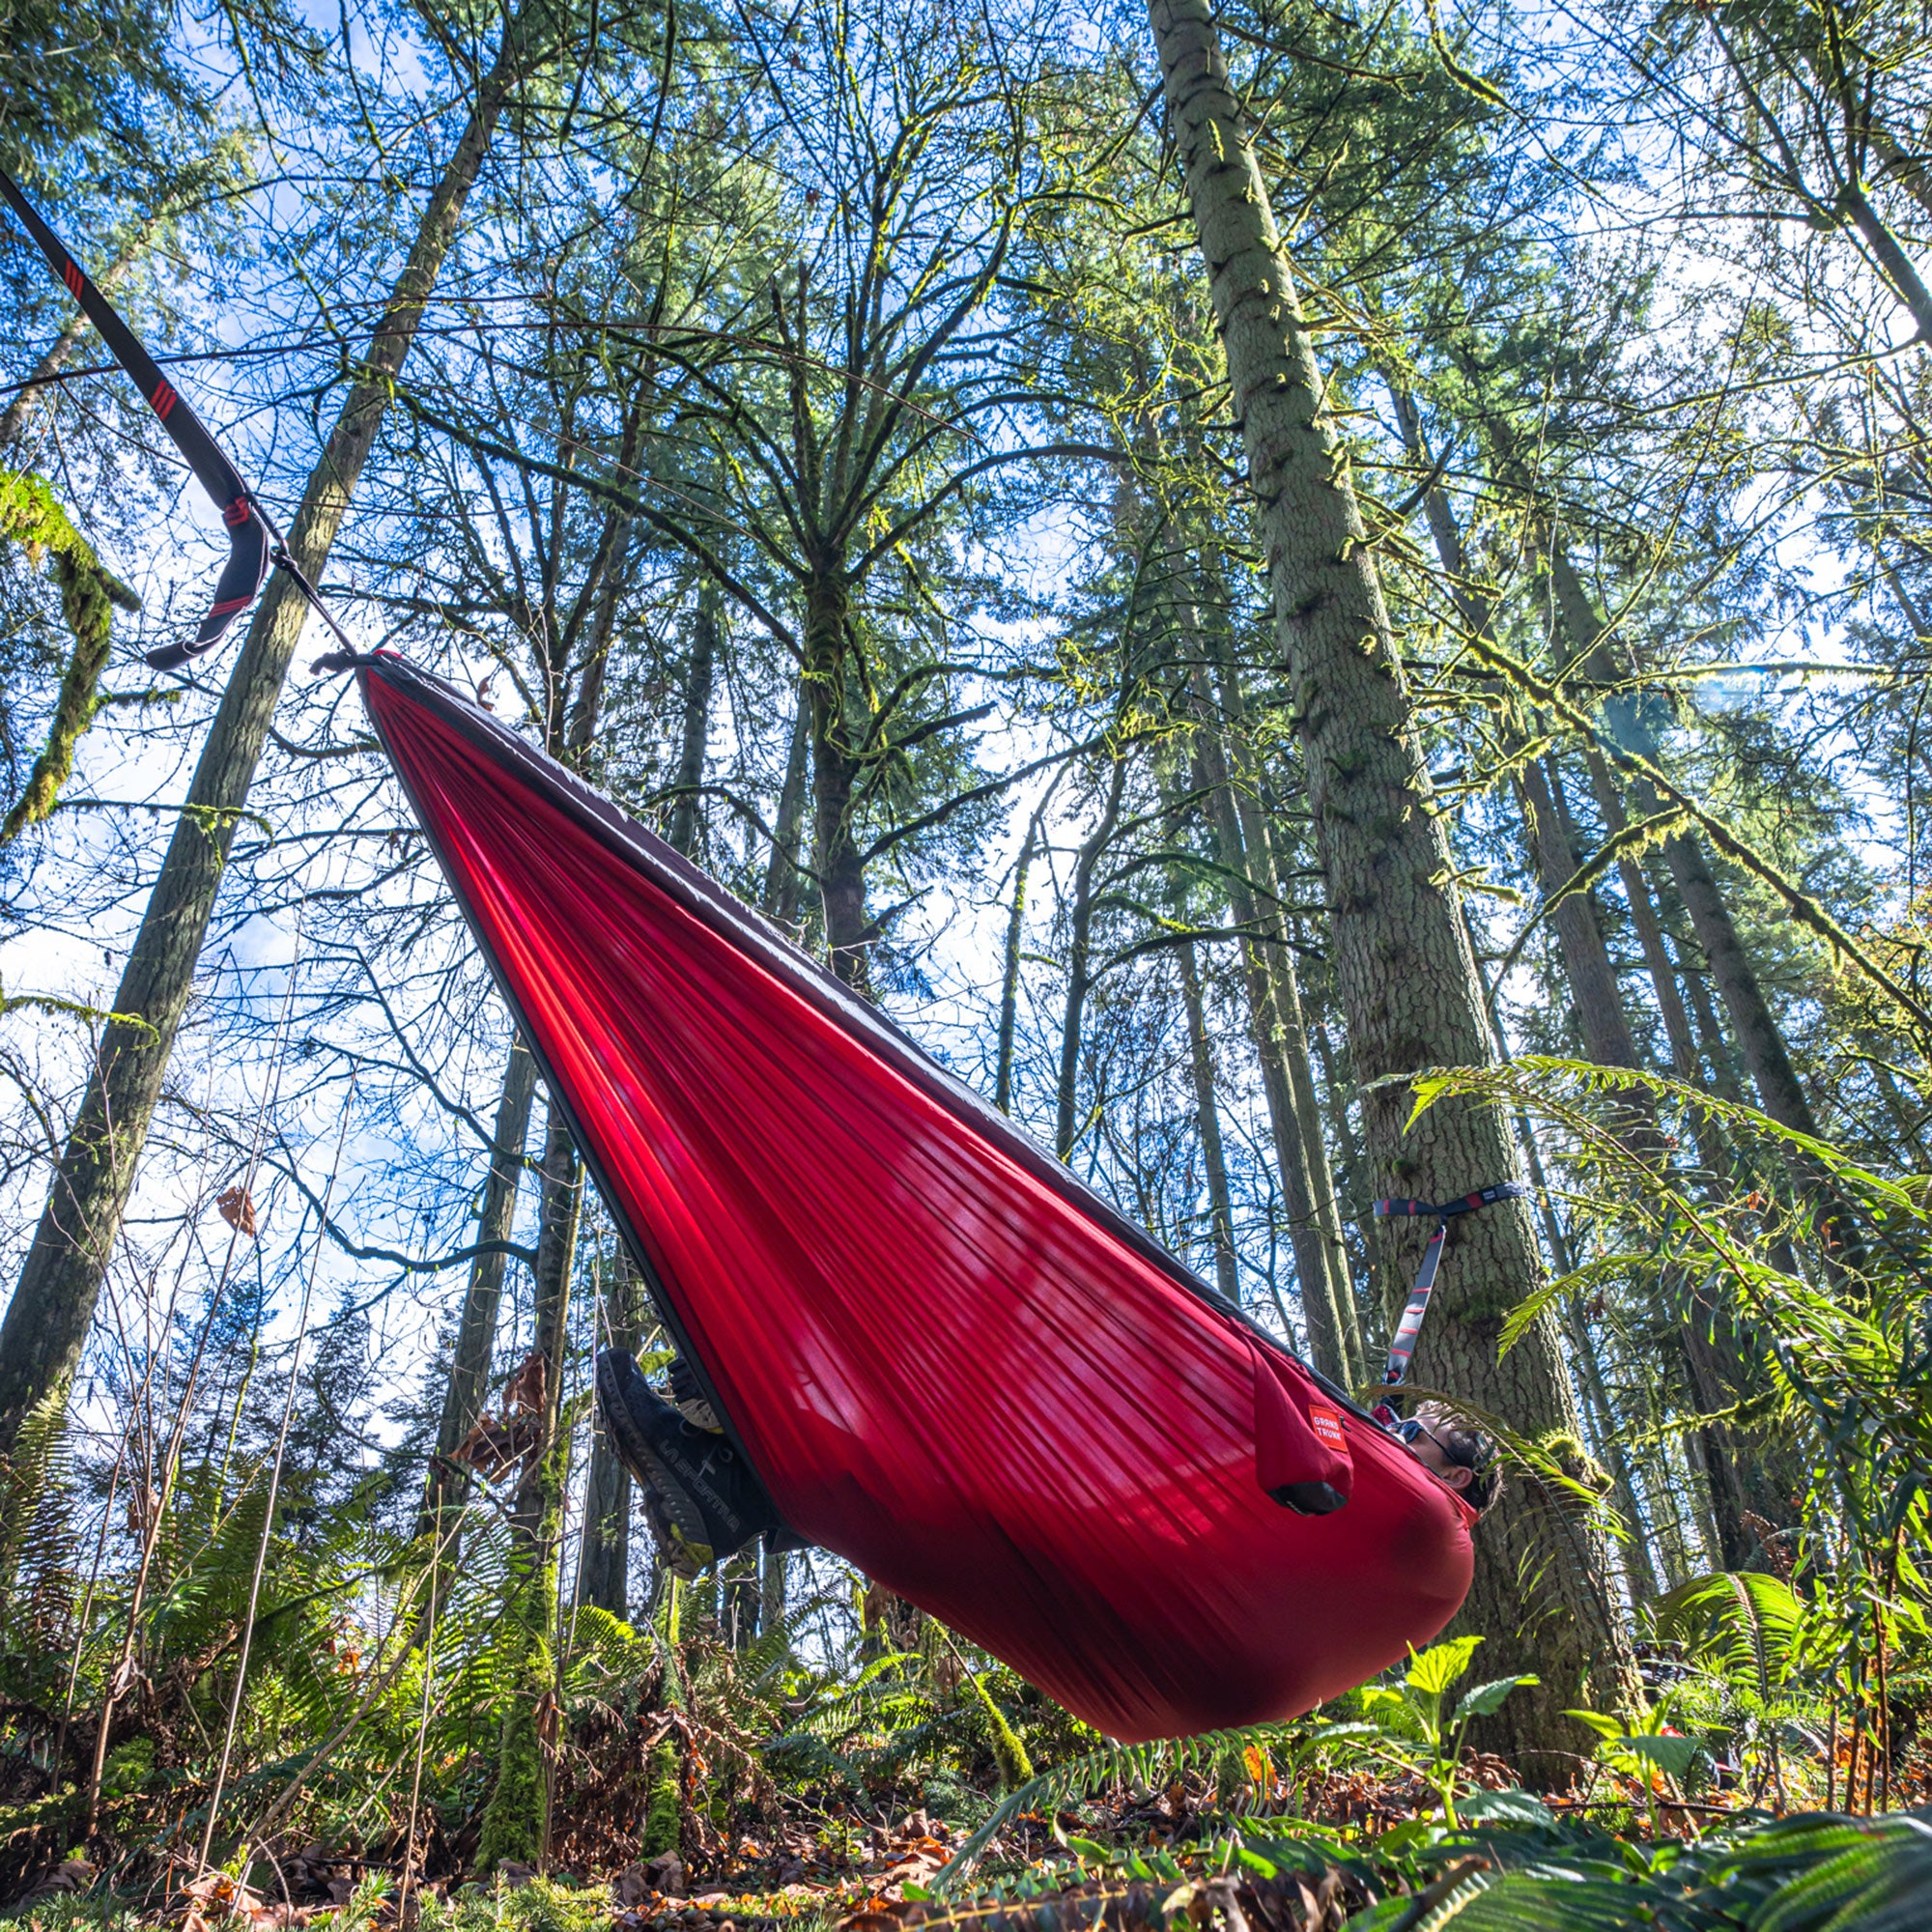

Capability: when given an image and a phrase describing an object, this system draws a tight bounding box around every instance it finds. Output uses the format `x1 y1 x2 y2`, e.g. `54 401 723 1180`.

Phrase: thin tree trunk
1149 0 1637 1768
0 215 161 449
1056 756 1127 1160
575 1253 640 1617
1185 678 1351 1379
0 13 537 1466
762 673 811 926
1545 547 1859 1265
572 590 716 1619
1178 937 1241 1304
420 1037 537 1542
1545 549 1827 1144
478 1098 582 1871
516 1106 582 1546
1191 598 1362 1380
666 585 718 857
804 571 868 989
1407 418 1774 1567
995 809 1043 1115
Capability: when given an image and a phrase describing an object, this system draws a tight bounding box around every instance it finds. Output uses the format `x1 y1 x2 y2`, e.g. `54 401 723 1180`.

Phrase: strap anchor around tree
1369 1180 1528 1427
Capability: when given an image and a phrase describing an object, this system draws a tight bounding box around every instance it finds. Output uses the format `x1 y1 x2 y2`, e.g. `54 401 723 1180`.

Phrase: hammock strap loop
1370 1181 1528 1419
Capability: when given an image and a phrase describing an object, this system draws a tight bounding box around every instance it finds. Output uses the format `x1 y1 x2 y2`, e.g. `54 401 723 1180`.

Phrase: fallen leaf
503 1350 548 1416
217 1186 258 1237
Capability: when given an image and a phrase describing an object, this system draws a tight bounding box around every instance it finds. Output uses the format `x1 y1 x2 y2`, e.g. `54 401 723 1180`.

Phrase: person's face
1402 1418 1474 1494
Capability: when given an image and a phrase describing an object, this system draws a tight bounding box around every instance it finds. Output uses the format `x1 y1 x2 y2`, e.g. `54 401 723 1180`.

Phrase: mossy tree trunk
1148 0 1638 1773
479 1099 582 1871
420 1037 538 1548
804 568 871 990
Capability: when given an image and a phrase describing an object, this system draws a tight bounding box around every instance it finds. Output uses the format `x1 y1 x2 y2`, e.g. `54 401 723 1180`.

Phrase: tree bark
575 1252 640 1617
420 1037 537 1542
1177 937 1241 1304
995 809 1043 1115
1191 600 1362 1379
0 13 536 1465
1056 754 1127 1160
572 584 718 1618
1407 411 1781 1569
805 571 869 989
1149 0 1636 1768
0 214 160 450
761 673 811 927
1185 677 1352 1380
667 585 718 858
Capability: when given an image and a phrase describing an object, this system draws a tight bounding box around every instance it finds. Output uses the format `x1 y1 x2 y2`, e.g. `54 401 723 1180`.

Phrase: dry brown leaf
503 1350 547 1416
452 1416 540 1477
217 1186 258 1237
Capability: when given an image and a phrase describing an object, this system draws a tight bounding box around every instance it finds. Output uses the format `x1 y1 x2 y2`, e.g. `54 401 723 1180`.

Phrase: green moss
0 469 140 846
476 1630 554 1873
640 1738 680 1858
963 1663 1034 1792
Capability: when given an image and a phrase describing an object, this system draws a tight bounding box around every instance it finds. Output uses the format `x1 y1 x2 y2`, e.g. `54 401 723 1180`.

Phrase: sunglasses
1397 1416 1484 1471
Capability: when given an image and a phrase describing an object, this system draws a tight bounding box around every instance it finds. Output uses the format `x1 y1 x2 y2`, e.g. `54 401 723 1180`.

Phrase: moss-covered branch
0 471 140 847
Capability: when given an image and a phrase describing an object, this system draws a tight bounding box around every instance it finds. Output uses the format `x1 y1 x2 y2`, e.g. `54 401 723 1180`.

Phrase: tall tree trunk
1177 936 1241 1304
667 585 718 857
1404 409 1776 1569
421 1037 537 1543
1184 672 1352 1379
1190 597 1362 1379
575 1252 640 1617
995 809 1043 1115
762 673 812 927
1545 550 1827 1145
0 14 537 1466
0 216 159 450
1545 547 1859 1268
572 591 716 1620
1149 0 1637 1768
1056 755 1127 1160
804 570 868 989
479 1097 582 1873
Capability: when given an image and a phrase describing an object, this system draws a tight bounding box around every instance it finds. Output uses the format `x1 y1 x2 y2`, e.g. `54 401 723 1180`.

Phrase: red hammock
359 653 1472 1741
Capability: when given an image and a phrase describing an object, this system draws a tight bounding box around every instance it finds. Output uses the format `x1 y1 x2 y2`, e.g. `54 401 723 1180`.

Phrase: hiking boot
595 1348 779 1577
668 1354 722 1434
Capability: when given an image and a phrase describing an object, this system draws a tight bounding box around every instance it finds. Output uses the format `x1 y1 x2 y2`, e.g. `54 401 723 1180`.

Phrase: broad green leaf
1454 1674 1540 1722
1563 1708 1624 1743
1613 1733 1703 1780
1460 1788 1557 1829
1406 1634 1484 1694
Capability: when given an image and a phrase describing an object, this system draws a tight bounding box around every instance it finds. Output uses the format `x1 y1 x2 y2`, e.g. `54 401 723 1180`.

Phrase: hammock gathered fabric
359 652 1474 1742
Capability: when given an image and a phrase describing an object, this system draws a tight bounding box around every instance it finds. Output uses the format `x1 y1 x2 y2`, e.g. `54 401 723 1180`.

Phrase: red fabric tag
1308 1403 1348 1453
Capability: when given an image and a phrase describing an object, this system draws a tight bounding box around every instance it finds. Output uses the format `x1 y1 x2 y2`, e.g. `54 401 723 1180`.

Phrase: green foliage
0 470 139 845
640 1740 679 1859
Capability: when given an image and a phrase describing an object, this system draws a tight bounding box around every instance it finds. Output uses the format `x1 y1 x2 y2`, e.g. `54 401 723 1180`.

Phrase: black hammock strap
0 167 350 671
1371 1181 1528 1408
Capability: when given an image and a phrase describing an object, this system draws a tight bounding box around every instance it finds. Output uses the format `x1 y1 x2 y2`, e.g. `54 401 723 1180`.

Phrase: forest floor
15 1746 1931 1932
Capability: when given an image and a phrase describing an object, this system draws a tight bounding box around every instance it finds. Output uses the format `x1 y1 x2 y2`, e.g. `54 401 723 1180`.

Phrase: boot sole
593 1349 772 1571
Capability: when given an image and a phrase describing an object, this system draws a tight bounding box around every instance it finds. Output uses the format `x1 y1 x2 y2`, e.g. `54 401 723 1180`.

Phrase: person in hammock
1391 1404 1501 1517
597 1348 789 1578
